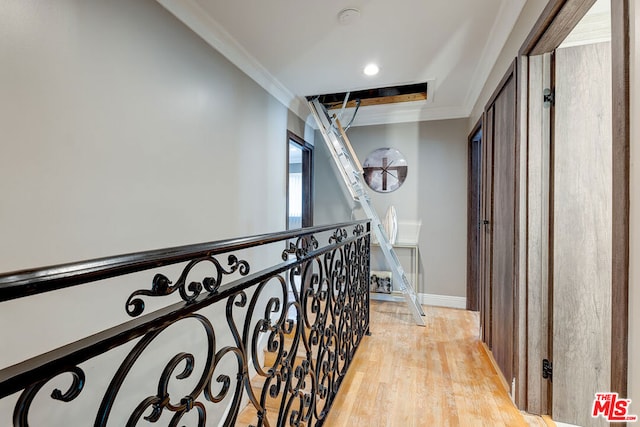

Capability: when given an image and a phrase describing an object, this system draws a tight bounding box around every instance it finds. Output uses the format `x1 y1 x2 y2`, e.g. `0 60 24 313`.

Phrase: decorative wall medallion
362 147 408 193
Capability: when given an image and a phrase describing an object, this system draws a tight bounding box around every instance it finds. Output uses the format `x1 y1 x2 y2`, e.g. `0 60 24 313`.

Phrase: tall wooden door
551 41 612 427
467 124 482 312
480 112 493 346
481 63 518 390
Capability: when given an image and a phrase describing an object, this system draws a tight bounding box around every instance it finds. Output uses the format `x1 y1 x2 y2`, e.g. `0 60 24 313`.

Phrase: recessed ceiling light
363 63 380 76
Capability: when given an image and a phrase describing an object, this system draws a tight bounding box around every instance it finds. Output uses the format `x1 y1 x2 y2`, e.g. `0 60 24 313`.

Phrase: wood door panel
480 62 518 391
489 74 517 387
552 42 612 427
480 109 494 345
467 125 482 312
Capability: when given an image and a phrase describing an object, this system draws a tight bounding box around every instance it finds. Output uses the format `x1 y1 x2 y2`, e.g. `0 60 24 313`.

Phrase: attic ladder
308 98 426 326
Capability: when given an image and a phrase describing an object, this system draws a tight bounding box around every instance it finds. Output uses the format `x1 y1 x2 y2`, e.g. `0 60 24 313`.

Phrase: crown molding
346 103 470 127
157 0 514 127
156 0 308 119
463 0 527 112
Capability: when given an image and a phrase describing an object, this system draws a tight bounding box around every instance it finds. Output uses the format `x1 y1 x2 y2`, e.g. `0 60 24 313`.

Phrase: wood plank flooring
323 300 542 427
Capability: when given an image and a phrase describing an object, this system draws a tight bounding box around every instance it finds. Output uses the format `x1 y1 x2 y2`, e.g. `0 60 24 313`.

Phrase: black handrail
0 221 372 426
0 220 368 303
0 231 362 398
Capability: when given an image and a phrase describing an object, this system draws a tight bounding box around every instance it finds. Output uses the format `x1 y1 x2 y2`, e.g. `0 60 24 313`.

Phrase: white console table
370 242 421 299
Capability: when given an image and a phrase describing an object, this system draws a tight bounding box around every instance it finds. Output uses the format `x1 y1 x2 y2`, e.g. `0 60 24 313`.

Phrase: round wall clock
362 147 408 193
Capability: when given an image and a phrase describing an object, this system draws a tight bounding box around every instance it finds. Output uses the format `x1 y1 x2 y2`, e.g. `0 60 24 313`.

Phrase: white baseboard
370 292 467 309
419 293 466 309
554 422 583 427
369 292 405 303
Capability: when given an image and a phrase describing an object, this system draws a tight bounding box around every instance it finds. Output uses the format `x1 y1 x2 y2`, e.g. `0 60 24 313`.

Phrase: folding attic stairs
307 98 425 327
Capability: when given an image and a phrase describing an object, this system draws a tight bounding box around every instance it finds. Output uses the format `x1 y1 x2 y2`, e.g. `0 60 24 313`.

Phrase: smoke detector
338 8 361 25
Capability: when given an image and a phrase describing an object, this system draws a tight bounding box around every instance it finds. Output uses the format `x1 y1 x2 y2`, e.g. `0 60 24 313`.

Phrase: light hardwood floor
323 300 545 427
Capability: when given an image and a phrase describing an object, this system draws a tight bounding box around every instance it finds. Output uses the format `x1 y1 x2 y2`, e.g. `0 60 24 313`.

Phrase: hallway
324 300 545 426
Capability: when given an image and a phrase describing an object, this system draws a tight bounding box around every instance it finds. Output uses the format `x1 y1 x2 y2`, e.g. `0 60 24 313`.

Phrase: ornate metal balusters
95 314 216 427
3 222 370 427
13 367 86 427
126 255 250 317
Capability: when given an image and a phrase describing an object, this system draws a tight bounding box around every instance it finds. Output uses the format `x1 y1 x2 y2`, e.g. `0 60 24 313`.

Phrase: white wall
0 0 303 398
331 119 469 299
628 0 640 407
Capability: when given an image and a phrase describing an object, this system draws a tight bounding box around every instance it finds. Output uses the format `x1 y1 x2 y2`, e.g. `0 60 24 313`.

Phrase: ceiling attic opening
311 82 428 110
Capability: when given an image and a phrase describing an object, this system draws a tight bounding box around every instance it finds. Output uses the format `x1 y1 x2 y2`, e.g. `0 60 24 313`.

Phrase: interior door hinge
542 358 553 381
543 88 555 108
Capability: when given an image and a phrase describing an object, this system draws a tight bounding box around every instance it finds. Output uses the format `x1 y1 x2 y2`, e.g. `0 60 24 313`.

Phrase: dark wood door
467 124 482 312
481 62 518 389
480 110 493 345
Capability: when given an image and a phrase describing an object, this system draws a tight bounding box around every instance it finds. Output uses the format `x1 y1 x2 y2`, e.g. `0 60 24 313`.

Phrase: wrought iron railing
0 221 370 426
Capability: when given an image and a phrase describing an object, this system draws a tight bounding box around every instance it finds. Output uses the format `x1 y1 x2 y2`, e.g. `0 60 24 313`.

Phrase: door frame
286 131 314 229
518 0 630 412
466 118 483 312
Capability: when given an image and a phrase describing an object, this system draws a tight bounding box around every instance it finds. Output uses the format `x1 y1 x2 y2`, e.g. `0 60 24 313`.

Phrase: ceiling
157 0 527 126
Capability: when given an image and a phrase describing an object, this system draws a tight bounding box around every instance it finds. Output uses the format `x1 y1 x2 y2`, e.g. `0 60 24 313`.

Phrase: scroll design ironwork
95 314 217 426
281 235 319 261
126 254 250 317
13 366 85 427
244 227 370 425
329 227 348 244
4 221 370 427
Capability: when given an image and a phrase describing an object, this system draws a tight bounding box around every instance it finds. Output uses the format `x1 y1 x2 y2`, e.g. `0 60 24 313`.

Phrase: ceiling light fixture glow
363 63 379 76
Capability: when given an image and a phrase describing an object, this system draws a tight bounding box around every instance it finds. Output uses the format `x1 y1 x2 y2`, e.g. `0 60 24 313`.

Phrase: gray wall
314 119 468 298
0 0 303 380
312 130 357 226
0 0 304 274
